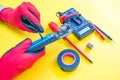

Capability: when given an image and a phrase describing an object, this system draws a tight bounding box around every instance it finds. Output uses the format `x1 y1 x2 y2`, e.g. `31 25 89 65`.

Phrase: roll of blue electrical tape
57 49 80 71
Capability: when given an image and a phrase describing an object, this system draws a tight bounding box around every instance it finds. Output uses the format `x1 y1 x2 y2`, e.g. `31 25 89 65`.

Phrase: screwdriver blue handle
26 33 58 52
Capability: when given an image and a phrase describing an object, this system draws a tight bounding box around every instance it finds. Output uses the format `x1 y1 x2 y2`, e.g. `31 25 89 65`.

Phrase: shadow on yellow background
0 0 120 80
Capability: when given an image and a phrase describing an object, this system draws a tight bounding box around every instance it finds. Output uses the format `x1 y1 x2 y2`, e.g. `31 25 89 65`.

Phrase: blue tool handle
26 33 58 53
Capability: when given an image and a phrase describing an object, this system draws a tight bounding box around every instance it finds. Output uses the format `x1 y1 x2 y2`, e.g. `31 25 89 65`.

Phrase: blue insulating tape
57 49 80 71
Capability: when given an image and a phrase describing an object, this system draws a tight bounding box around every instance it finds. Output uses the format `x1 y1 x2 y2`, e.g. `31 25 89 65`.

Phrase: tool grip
49 22 60 32
88 20 105 40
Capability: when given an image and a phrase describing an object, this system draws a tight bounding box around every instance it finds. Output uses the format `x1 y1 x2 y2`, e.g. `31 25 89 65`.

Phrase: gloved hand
0 38 45 80
0 2 44 33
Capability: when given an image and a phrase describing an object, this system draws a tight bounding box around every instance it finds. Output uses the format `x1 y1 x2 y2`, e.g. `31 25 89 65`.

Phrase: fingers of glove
32 48 45 61
21 48 45 63
18 8 40 31
19 2 40 21
1 38 32 60
14 38 32 52
12 48 45 72
19 10 41 32
18 2 40 24
25 2 40 21
17 6 40 24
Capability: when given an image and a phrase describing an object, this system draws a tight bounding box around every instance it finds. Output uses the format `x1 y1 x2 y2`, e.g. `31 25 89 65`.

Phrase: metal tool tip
89 59 93 63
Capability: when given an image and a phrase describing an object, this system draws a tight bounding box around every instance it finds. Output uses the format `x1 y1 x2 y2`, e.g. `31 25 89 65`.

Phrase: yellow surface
0 0 120 80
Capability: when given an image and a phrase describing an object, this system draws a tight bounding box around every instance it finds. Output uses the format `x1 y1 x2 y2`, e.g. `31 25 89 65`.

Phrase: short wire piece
87 43 94 49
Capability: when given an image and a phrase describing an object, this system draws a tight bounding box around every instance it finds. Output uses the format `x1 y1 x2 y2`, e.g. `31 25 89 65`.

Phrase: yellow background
0 0 120 80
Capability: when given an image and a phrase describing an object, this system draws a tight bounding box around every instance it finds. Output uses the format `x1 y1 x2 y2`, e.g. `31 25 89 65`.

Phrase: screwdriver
94 25 114 42
49 22 93 63
88 20 106 41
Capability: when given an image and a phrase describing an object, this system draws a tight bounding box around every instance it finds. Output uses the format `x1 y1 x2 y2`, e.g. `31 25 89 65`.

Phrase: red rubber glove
0 38 45 80
0 2 44 33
